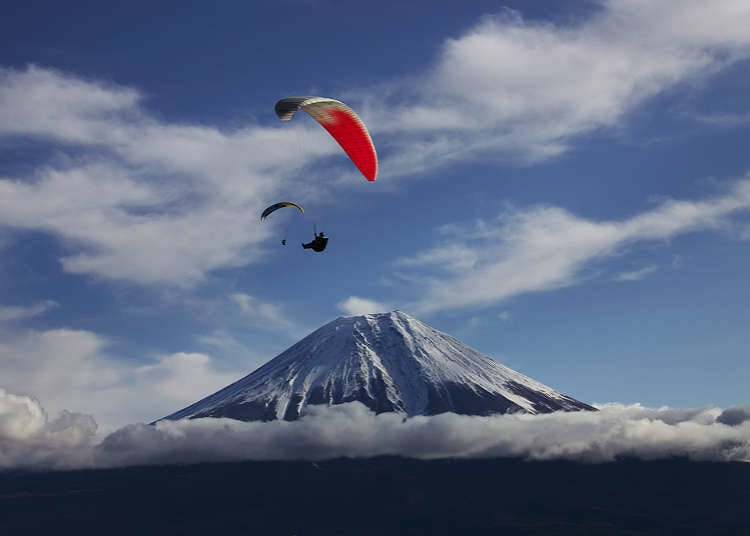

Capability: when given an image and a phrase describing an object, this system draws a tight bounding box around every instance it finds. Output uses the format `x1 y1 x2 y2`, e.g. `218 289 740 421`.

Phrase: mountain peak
162 312 595 422
336 309 410 321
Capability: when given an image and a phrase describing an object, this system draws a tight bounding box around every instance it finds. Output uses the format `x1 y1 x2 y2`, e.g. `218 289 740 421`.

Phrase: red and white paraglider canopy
275 96 378 182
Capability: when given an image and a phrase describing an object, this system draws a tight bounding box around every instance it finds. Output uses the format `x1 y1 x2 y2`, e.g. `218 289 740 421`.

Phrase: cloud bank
1 2 750 287
1 390 748 470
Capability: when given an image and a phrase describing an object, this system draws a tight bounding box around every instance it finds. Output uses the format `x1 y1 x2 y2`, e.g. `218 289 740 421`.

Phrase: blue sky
1 0 750 428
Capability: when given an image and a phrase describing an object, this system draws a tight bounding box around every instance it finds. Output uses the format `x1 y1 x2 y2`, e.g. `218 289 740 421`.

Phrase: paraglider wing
260 202 304 221
275 96 378 182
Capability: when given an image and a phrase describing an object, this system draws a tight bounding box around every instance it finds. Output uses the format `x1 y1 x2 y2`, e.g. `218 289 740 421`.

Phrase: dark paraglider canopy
275 96 378 182
260 202 304 221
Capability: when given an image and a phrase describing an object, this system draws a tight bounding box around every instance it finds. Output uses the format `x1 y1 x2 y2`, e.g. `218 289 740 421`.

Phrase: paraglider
275 96 378 182
260 202 304 246
260 202 304 221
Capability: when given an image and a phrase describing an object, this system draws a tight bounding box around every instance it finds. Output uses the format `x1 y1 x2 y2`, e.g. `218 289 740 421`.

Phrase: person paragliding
302 231 328 252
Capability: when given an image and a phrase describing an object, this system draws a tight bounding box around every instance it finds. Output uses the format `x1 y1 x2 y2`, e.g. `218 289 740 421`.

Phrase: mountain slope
163 311 595 421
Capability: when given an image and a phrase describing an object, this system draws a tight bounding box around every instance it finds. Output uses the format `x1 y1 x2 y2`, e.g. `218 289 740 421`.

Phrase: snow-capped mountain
163 311 595 421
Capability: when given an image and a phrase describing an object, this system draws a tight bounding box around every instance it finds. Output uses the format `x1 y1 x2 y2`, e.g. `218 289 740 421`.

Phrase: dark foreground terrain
1 457 749 535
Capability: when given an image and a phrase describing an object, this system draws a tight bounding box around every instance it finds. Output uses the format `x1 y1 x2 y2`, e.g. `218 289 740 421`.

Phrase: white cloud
498 311 511 321
1 3 749 286
196 329 242 349
364 0 750 175
0 300 57 322
0 66 338 286
398 178 750 312
1 3 750 286
0 388 48 440
0 398 749 470
0 327 241 429
0 388 98 468
134 352 240 413
337 296 390 316
230 293 294 331
615 265 658 281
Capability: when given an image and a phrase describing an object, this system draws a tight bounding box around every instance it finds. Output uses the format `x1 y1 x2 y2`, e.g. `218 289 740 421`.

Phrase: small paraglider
275 96 378 182
260 202 304 246
302 231 328 252
260 202 304 221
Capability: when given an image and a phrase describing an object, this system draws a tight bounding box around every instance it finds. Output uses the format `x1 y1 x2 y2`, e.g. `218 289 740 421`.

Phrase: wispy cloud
690 112 750 128
196 330 242 349
0 396 748 470
398 178 750 312
615 265 658 281
365 0 750 176
337 296 390 316
0 300 57 322
230 293 294 331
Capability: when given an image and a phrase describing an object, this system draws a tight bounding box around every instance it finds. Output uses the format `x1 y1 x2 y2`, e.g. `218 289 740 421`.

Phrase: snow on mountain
162 311 595 422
